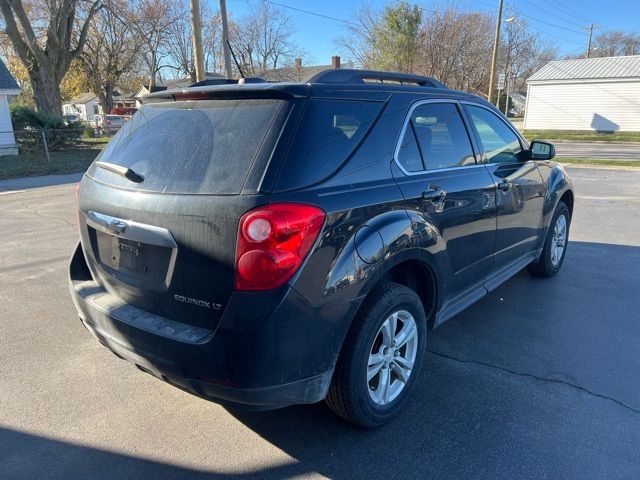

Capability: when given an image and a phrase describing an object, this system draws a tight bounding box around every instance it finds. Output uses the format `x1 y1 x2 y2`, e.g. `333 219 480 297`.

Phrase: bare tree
232 1 298 76
593 30 640 57
77 0 142 112
202 11 235 75
420 8 494 94
130 0 182 89
164 4 231 80
0 0 102 116
335 4 380 68
499 15 557 93
337 3 559 97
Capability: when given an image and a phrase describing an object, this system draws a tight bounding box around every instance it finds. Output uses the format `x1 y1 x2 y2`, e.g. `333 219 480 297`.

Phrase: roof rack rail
308 69 445 88
189 77 267 87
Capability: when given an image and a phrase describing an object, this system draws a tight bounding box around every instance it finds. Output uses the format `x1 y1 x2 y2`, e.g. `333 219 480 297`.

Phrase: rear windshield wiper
95 161 144 183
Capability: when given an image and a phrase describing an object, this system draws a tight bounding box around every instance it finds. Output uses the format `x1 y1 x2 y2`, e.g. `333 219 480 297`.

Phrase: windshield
87 98 286 194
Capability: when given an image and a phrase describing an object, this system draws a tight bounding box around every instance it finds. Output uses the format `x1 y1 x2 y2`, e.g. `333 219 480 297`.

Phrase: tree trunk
30 74 63 117
98 85 115 114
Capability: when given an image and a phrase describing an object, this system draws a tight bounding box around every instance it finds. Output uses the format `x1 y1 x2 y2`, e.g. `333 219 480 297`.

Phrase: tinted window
397 103 475 172
397 124 423 172
275 99 382 190
466 105 522 163
87 99 285 194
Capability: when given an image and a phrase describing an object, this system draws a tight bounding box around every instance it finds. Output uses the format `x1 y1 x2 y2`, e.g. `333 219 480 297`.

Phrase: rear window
274 99 382 191
87 99 285 194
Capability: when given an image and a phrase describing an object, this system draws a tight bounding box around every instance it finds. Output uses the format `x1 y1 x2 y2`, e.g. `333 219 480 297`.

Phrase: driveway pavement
550 141 640 160
1 167 639 479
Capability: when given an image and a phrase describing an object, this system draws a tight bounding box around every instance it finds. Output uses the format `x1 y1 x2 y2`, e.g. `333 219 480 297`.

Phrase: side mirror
530 140 555 160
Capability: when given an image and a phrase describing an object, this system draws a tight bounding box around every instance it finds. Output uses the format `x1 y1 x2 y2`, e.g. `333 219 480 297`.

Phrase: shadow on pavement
0 427 308 479
4 241 639 479
228 241 640 479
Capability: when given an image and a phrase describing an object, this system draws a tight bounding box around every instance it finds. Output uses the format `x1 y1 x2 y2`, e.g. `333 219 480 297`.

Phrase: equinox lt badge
174 294 222 310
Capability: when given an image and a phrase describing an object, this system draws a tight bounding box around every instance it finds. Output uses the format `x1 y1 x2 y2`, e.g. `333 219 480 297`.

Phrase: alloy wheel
551 214 567 267
367 310 419 406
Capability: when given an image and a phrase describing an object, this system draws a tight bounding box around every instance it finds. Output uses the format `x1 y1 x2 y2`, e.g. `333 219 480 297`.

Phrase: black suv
69 69 574 427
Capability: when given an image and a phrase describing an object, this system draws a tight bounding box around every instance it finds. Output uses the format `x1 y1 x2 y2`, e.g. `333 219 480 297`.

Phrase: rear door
78 97 292 329
462 103 546 271
391 100 497 302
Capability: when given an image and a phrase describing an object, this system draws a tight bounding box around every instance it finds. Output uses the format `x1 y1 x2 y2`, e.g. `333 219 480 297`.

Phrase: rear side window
87 99 285 194
396 102 475 173
274 99 382 190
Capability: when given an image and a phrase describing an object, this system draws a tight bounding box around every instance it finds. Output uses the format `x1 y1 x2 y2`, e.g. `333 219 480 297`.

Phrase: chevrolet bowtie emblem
106 219 127 235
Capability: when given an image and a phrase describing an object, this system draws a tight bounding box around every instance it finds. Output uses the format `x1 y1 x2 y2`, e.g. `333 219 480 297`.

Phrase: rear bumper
79 314 332 409
69 244 358 409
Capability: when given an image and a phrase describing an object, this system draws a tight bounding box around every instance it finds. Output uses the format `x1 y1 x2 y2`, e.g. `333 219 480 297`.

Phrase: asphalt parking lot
1 166 639 479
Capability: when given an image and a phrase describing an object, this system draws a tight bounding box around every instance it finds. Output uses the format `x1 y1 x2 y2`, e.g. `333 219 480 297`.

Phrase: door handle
497 179 511 192
422 185 446 203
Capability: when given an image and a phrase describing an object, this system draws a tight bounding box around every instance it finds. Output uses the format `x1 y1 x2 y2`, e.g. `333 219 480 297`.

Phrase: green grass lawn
0 148 102 180
522 130 640 143
556 157 640 168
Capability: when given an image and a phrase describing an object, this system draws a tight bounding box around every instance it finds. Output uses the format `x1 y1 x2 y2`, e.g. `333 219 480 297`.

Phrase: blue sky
218 0 640 64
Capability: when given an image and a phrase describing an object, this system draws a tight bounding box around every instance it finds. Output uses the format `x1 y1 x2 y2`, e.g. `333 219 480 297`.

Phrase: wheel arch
559 189 574 218
359 256 439 331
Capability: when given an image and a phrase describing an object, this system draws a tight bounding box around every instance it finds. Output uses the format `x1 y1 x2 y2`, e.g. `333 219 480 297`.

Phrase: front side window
466 105 523 163
396 102 475 173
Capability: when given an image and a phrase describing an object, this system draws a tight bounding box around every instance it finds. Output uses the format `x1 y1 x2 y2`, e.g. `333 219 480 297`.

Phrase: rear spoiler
140 82 310 104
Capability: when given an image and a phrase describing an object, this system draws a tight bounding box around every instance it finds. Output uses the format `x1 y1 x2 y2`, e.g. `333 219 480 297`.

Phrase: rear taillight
234 203 325 291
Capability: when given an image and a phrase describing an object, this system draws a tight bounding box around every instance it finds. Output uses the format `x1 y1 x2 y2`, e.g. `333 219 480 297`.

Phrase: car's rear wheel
325 282 427 427
529 201 571 277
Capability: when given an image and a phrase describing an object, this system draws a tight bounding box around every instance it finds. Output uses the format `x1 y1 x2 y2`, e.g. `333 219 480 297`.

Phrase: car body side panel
484 160 547 267
535 160 575 248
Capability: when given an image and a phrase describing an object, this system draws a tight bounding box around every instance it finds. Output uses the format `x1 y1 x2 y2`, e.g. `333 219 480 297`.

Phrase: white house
0 58 20 156
524 55 640 132
62 93 102 121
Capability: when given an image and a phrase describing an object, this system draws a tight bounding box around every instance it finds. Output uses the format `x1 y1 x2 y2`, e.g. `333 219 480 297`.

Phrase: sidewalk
0 172 83 193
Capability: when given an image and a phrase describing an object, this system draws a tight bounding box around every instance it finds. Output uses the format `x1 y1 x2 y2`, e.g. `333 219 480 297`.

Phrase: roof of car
141 69 487 106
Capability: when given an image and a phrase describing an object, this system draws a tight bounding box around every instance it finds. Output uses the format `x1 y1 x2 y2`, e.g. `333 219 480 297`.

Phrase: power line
472 0 588 35
519 0 585 29
259 0 589 53
536 0 596 25
260 0 362 28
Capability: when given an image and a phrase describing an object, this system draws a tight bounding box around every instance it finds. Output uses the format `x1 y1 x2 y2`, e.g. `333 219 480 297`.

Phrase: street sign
497 73 506 90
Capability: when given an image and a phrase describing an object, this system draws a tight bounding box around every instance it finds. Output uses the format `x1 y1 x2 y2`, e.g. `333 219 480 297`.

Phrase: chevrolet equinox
69 69 574 427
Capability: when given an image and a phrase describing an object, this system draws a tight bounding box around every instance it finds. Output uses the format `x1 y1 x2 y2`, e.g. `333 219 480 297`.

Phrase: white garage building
524 55 640 132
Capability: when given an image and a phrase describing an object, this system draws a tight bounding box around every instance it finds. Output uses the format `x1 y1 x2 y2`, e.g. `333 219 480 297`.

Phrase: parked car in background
62 114 80 125
69 70 574 427
88 114 126 135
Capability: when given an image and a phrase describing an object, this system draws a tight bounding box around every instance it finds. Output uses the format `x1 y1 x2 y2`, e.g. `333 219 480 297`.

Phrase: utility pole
487 0 504 104
583 24 599 58
219 0 233 78
190 0 205 82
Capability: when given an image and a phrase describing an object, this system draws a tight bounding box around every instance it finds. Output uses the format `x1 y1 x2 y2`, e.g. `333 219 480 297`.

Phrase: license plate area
99 236 145 274
92 230 174 291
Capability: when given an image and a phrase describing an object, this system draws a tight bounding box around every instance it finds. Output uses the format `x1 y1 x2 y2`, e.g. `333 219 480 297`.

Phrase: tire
529 201 571 278
325 281 427 428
